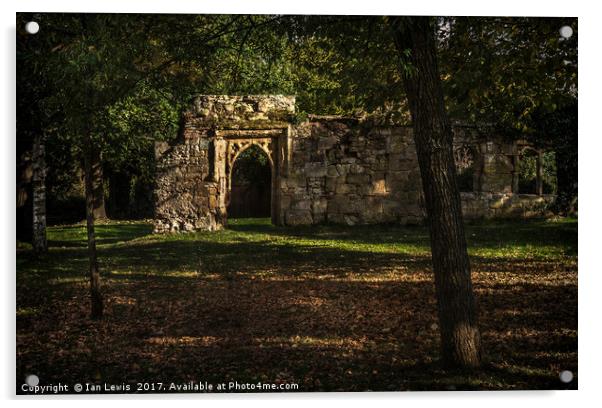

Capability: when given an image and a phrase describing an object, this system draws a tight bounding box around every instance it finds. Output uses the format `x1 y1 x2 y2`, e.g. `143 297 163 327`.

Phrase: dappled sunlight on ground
16 218 577 391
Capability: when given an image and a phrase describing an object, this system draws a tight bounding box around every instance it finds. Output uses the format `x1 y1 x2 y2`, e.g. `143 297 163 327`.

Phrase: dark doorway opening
228 144 272 218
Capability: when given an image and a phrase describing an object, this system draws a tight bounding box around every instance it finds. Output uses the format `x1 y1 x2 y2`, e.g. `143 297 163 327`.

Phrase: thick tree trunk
390 16 482 369
31 134 47 253
89 146 107 220
84 144 104 319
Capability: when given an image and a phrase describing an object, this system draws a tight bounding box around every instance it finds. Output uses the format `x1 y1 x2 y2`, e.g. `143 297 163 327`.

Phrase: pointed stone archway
227 143 272 219
217 128 290 225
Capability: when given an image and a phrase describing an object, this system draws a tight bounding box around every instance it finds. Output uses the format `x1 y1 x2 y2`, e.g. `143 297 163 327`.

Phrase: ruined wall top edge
186 95 296 128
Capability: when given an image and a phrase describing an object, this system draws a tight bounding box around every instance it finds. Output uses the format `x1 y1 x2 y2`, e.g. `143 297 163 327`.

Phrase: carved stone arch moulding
226 138 275 174
454 144 476 172
213 128 289 226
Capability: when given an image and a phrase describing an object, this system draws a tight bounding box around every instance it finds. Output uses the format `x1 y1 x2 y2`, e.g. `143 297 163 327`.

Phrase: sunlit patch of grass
16 307 39 317
493 362 558 379
50 276 87 285
145 336 220 346
47 221 154 248
255 335 372 350
108 269 200 278
17 241 33 250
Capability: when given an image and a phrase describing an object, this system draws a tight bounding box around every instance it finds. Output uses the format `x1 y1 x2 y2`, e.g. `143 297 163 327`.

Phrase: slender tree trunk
89 146 107 220
511 153 520 193
84 143 104 319
32 134 47 253
536 151 544 196
390 16 482 369
17 143 34 243
554 142 578 215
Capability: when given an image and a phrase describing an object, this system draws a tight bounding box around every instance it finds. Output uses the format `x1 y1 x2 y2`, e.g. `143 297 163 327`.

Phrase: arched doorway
227 144 272 219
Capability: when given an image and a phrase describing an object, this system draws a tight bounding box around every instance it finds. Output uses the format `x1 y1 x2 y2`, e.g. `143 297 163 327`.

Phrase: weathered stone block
349 164 365 174
312 198 328 214
389 158 416 172
209 194 217 209
291 199 311 211
336 183 356 194
304 162 327 177
327 165 340 177
324 177 337 193
280 194 292 210
346 174 370 185
326 213 346 224
343 215 359 226
285 210 313 226
388 136 406 153
336 164 350 176
361 198 384 222
318 135 338 150
371 179 387 195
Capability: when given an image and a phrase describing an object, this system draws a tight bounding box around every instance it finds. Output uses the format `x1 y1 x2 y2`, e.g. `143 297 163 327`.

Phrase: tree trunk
31 134 47 253
554 140 578 215
84 144 104 319
512 154 520 194
17 143 33 243
89 146 107 220
390 16 482 369
536 151 544 196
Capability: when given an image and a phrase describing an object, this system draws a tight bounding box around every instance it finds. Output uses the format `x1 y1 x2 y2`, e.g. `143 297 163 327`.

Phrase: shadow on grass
16 270 577 391
226 218 577 257
47 223 154 248
18 237 433 286
18 218 578 287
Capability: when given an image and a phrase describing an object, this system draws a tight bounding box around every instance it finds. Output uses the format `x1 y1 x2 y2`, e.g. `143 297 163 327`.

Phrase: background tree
438 17 577 210
31 134 47 253
533 102 577 213
20 13 186 318
17 18 52 253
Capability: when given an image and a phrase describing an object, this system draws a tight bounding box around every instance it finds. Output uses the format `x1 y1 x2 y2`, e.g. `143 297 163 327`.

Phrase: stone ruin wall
154 135 220 232
154 95 294 233
282 120 423 226
281 120 553 227
154 95 554 233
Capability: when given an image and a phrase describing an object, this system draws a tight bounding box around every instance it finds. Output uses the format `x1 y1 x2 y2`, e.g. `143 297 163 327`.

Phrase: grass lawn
16 218 577 392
